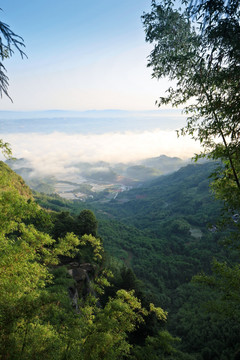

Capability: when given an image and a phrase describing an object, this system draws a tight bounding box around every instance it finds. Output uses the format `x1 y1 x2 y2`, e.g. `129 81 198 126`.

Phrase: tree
51 211 76 239
142 0 240 210
0 12 26 100
77 209 98 237
0 175 80 358
143 5 240 349
0 10 26 157
0 174 170 359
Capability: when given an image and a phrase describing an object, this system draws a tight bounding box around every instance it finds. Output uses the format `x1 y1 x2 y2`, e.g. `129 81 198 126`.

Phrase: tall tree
142 0 240 210
0 12 26 100
0 10 26 157
77 209 98 237
143 4 240 357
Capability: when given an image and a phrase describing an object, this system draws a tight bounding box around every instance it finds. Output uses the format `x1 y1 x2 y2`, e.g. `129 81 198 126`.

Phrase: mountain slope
85 162 230 308
0 161 32 199
96 161 221 232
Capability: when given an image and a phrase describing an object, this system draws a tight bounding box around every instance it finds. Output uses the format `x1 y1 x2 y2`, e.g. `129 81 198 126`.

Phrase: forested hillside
33 161 240 358
96 162 226 296
36 162 226 302
2 161 192 359
96 162 240 358
1 0 240 358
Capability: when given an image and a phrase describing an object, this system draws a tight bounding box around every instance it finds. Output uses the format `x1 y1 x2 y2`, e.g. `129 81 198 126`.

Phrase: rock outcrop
67 262 96 309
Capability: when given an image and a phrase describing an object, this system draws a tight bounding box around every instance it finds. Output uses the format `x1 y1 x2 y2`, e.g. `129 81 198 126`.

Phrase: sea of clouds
0 110 202 176
1 129 201 176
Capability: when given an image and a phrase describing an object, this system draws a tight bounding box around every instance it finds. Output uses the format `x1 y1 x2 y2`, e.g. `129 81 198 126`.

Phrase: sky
0 1 201 170
0 0 171 111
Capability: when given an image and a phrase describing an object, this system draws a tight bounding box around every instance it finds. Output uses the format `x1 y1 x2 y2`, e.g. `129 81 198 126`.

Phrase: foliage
0 139 12 158
0 12 27 158
0 163 176 359
194 259 240 320
4 159 239 357
51 211 76 239
34 161 240 357
0 187 76 357
142 0 240 211
76 209 98 237
142 2 240 358
131 330 195 360
0 11 26 100
0 161 32 198
35 163 229 306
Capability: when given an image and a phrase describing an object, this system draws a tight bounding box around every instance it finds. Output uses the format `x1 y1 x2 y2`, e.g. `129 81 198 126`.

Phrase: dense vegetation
1 0 240 358
2 161 190 359
3 156 240 359
34 161 240 358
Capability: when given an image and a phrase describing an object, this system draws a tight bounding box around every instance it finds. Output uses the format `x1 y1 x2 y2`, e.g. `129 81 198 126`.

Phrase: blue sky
0 0 172 111
0 1 201 167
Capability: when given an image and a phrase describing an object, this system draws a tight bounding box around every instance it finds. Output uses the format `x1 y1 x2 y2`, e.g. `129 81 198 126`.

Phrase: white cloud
2 129 201 176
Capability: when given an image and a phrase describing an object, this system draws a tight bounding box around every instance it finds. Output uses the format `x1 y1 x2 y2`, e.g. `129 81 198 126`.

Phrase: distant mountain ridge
0 108 184 120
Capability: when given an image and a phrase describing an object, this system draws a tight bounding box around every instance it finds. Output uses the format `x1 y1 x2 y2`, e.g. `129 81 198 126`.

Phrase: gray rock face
68 286 79 310
71 268 87 282
79 263 95 273
68 262 79 268
67 262 96 308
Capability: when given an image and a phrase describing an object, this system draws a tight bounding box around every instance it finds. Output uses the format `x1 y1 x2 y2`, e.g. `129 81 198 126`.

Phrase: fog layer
2 129 200 176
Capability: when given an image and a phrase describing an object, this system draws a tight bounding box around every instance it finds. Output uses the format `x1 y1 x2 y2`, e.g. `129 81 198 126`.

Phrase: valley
31 159 240 358
2 157 240 359
33 160 226 305
6 154 187 202
1 0 239 357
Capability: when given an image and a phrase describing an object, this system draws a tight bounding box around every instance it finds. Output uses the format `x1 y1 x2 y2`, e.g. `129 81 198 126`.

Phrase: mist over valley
7 154 188 201
1 109 199 200
1 0 239 358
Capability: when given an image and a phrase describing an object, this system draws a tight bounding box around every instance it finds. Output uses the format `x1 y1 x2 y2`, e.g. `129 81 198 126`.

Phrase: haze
0 2 201 171
0 110 201 176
